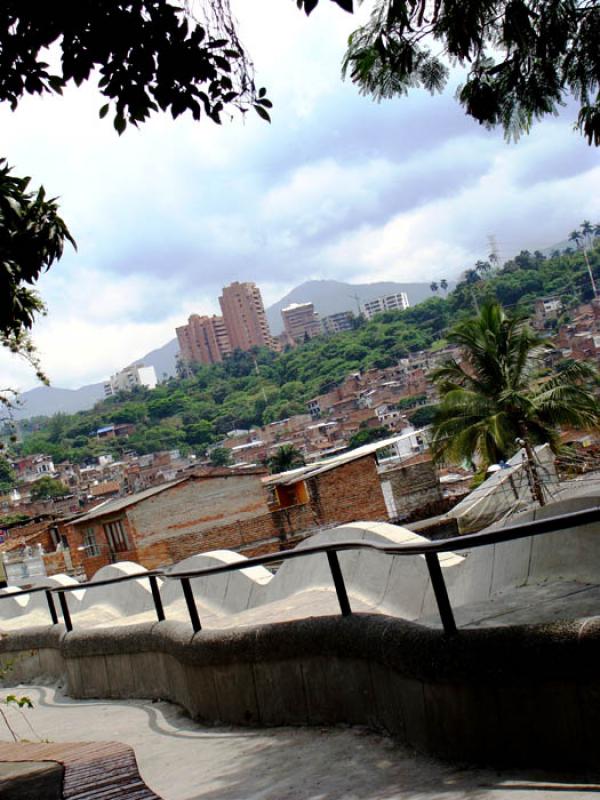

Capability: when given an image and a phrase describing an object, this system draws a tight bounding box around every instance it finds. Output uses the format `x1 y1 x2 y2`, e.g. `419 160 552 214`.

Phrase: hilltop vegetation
8 238 600 465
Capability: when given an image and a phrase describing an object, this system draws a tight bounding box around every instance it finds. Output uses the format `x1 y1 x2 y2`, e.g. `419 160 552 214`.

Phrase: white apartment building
104 364 158 397
362 292 410 319
281 302 321 343
321 311 355 334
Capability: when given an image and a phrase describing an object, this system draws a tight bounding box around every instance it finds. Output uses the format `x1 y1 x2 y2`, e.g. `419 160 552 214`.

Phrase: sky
1 0 599 393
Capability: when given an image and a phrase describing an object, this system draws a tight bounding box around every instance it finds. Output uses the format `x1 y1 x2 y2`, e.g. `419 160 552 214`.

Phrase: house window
83 527 101 557
103 519 130 553
275 481 309 509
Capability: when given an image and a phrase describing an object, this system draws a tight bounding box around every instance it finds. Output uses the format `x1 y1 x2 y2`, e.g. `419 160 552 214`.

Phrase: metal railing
2 505 600 636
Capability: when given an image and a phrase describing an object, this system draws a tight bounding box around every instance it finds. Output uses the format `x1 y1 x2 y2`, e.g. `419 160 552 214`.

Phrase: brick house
263 440 411 545
378 455 444 523
61 469 277 577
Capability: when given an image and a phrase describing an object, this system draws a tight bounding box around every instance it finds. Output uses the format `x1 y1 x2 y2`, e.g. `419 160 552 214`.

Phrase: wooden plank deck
0 741 163 799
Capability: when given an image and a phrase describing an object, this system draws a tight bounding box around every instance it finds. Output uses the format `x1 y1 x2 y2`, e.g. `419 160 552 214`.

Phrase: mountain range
12 279 450 420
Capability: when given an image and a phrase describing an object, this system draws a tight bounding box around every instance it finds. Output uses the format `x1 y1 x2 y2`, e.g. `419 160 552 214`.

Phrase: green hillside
10 239 600 464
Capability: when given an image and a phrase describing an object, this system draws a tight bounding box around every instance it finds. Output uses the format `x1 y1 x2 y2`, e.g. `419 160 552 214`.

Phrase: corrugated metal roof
263 429 426 487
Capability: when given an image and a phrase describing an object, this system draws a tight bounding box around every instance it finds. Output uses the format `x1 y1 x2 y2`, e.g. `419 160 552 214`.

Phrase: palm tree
431 302 600 504
570 225 598 297
268 444 305 474
440 278 448 294
430 281 439 293
569 229 582 247
463 268 481 285
581 220 594 244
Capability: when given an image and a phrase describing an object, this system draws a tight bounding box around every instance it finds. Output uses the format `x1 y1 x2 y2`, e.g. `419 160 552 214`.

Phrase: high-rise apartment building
104 364 157 398
219 281 274 351
176 314 232 366
321 310 355 334
362 292 410 320
281 302 321 343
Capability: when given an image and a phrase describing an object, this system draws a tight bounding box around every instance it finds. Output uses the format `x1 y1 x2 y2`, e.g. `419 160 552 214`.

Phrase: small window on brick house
275 481 309 508
83 527 101 557
103 519 130 553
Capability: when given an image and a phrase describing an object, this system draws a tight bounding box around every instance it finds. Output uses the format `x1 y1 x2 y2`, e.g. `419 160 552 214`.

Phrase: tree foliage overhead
0 1 275 382
0 160 75 341
337 0 600 145
0 1 273 131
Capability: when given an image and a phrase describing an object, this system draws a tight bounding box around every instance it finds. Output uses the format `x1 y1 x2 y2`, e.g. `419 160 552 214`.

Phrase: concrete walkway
0 686 598 800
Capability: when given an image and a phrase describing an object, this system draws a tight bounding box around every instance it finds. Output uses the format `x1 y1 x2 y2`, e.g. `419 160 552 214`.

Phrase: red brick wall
127 457 386 566
306 455 388 526
166 512 281 562
61 458 388 574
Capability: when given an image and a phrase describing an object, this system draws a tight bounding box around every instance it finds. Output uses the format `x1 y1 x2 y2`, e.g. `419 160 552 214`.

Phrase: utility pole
253 357 268 404
487 234 501 270
582 246 598 298
517 437 546 506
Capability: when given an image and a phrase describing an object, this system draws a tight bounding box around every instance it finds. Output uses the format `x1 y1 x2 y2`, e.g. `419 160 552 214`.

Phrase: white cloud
324 123 600 281
1 1 599 398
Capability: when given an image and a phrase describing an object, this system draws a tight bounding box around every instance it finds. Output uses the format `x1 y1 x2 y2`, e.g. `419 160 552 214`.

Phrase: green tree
410 405 438 427
209 447 232 467
0 456 15 492
0 2 274 383
30 476 69 501
431 302 600 501
268 445 305 474
47 413 69 444
0 4 271 136
338 0 600 145
0 160 75 343
348 426 390 449
183 421 215 448
0 161 74 405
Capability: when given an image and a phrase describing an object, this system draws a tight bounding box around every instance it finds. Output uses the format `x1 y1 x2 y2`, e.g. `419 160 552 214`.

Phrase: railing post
57 591 73 632
180 578 201 632
148 575 165 622
326 551 352 616
425 552 457 635
45 590 59 625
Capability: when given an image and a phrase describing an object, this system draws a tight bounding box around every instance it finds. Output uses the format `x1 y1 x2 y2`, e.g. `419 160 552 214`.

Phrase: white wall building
321 311 355 334
104 364 157 398
362 292 410 319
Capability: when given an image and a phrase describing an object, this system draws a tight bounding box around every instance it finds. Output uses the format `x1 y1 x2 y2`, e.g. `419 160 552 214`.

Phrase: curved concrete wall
1 510 599 629
1 614 598 769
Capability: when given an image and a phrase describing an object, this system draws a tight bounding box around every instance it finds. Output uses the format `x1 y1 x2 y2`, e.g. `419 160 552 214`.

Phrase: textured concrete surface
3 513 600 638
2 577 599 638
0 760 63 800
0 686 598 800
3 613 600 767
